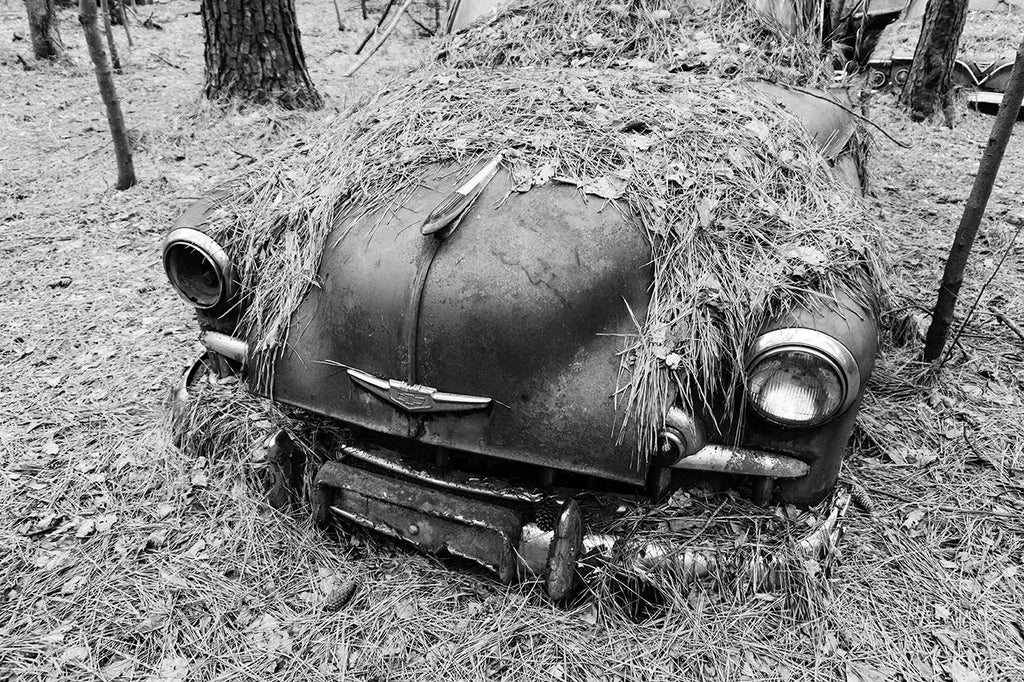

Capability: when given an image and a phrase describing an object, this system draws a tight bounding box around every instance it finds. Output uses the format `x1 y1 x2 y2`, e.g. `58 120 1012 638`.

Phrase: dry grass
2 1 1024 681
441 0 831 85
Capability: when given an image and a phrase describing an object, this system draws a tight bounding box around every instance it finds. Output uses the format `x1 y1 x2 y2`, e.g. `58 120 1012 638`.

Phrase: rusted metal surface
672 444 810 479
544 500 583 601
173 353 211 403
260 431 304 510
338 442 544 503
313 460 524 582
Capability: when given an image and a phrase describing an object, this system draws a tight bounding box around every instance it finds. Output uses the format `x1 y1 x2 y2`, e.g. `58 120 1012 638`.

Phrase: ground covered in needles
2 1 1024 681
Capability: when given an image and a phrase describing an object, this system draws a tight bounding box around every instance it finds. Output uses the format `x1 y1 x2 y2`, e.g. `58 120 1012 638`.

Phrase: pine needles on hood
208 63 884 462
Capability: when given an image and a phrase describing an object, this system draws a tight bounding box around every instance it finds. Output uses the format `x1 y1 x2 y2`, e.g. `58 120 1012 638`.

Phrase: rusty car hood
266 84 862 484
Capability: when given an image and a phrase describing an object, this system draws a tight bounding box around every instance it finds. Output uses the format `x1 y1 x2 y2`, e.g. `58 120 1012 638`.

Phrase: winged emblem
347 368 492 413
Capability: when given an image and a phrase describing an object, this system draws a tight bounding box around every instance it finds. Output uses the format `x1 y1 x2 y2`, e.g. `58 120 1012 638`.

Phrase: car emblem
347 367 492 413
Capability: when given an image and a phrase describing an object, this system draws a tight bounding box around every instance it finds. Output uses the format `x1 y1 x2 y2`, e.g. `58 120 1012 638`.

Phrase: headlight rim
745 328 860 428
162 227 237 311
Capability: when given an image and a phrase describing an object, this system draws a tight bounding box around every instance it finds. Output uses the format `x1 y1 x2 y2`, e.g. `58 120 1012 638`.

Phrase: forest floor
2 1 1023 681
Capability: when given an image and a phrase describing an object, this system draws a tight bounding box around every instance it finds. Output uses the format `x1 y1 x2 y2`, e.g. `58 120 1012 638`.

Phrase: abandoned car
165 0 882 598
865 0 1023 109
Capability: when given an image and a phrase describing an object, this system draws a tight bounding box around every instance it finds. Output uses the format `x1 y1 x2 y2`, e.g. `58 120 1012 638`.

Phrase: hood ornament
421 152 504 237
347 367 491 413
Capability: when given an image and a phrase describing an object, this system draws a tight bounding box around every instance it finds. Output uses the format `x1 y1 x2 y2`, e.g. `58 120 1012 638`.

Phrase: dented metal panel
314 460 524 581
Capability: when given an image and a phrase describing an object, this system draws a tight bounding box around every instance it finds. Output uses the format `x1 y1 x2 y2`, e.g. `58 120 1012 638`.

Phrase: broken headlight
163 227 236 311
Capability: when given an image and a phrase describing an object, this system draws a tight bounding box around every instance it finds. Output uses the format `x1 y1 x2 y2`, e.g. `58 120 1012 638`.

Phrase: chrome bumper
671 444 809 478
306 440 842 601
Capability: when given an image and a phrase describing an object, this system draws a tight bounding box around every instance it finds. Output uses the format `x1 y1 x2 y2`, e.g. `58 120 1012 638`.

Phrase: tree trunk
23 0 64 60
200 0 322 110
79 0 136 190
922 37 1024 363
900 0 968 123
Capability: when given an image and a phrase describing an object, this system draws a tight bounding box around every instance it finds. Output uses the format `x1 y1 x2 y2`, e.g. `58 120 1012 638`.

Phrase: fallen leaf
61 575 86 595
627 57 656 70
159 570 189 589
59 645 90 663
744 119 770 142
583 32 606 50
783 245 826 268
95 514 117 533
75 518 96 539
136 611 169 634
624 133 653 151
395 599 419 620
696 197 717 228
581 174 627 200
42 624 73 644
147 656 189 682
946 660 981 682
144 529 168 550
903 509 926 528
102 657 135 679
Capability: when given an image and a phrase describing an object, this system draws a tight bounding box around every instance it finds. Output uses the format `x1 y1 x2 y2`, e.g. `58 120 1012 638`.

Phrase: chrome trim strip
347 367 492 413
746 327 861 418
671 444 810 478
200 332 248 365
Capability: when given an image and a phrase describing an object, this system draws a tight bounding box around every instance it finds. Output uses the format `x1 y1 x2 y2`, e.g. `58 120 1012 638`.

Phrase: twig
344 0 414 78
940 221 1024 365
775 82 914 149
332 0 344 30
355 0 398 55
405 12 435 36
121 1 133 47
72 139 114 162
993 311 1024 343
154 54 186 71
99 0 122 74
866 486 1020 521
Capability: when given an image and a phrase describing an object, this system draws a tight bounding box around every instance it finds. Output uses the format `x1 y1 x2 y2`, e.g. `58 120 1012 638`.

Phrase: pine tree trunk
79 0 136 190
900 0 968 122
201 0 322 110
23 0 64 60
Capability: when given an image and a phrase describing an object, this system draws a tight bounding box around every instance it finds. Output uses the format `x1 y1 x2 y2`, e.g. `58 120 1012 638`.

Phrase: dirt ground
2 1 1023 680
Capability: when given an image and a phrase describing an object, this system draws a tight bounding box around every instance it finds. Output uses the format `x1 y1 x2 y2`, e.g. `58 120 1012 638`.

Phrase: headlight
745 329 860 428
163 227 236 310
